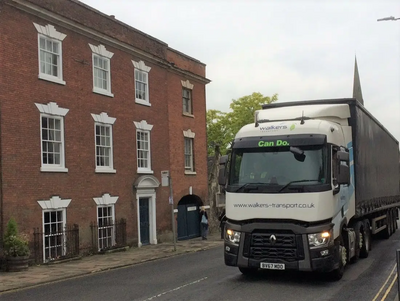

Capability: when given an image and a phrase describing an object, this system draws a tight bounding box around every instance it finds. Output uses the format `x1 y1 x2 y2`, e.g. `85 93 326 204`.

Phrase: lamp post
377 16 399 21
377 13 400 300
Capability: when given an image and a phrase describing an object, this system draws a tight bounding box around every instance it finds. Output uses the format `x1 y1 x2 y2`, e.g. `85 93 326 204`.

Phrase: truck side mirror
337 151 349 163
337 164 350 185
218 155 229 186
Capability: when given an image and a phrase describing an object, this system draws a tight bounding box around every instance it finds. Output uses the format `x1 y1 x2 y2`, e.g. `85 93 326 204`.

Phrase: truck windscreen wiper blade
234 183 265 192
278 179 320 193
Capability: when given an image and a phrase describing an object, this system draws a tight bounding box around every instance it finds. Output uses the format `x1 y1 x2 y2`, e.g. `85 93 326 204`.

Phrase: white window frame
34 23 66 85
37 196 71 263
35 102 69 173
91 112 116 173
97 205 114 251
93 194 118 251
132 60 151 106
89 44 114 97
183 129 196 175
181 80 194 116
134 120 154 174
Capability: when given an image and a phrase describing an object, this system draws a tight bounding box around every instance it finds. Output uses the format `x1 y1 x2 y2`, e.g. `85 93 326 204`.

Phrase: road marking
143 277 208 301
381 273 397 301
372 263 397 301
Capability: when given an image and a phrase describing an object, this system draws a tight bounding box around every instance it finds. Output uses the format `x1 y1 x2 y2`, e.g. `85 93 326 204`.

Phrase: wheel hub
340 245 347 266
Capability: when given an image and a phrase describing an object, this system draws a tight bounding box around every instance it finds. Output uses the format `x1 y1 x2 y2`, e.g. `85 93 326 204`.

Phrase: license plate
260 262 285 270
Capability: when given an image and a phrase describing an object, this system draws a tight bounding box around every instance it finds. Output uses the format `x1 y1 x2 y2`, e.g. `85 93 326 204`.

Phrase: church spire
353 56 364 105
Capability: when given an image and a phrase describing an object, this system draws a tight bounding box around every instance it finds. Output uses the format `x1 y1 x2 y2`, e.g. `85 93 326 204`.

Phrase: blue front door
139 198 150 245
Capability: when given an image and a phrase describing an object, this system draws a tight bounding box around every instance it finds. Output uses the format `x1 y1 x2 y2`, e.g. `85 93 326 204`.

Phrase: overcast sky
81 0 400 143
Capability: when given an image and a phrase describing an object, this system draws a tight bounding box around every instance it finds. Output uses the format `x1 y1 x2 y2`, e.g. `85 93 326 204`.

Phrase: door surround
134 175 160 247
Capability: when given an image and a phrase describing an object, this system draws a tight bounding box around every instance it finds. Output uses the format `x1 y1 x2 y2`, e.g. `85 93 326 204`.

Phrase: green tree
207 92 278 155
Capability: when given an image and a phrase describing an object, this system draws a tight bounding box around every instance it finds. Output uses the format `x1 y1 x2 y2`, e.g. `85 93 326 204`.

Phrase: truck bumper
224 221 338 273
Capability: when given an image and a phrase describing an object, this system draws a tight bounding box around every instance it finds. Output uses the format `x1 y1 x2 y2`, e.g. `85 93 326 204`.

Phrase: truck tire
351 221 363 263
381 211 392 239
239 267 258 276
330 235 346 281
391 209 397 234
360 220 371 258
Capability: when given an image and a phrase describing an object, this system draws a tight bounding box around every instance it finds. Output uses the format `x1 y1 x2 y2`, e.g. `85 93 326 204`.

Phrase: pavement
0 232 223 294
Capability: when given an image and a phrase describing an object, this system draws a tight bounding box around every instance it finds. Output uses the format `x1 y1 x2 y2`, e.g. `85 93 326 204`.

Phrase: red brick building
0 0 210 262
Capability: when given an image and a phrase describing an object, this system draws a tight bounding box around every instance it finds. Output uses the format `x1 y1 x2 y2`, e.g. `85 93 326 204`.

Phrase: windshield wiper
278 179 320 193
234 183 265 192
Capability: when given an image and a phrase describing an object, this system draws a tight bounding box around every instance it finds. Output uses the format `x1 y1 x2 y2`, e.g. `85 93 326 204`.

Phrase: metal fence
90 218 127 253
33 224 80 264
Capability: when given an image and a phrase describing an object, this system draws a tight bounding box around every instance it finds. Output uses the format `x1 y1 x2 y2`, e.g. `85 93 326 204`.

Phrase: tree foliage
207 92 278 155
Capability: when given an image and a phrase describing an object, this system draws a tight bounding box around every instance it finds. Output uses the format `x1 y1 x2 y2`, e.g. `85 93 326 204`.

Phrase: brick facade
0 0 209 259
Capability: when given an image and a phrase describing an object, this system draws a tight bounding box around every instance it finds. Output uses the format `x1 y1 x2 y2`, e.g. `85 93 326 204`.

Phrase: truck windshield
227 145 328 193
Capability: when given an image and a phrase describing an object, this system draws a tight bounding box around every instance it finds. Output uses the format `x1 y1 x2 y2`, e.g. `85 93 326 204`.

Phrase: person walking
200 207 208 240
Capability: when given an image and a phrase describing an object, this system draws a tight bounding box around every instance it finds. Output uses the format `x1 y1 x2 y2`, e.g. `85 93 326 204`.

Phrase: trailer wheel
391 209 397 234
238 267 258 276
381 211 392 239
389 210 394 236
360 220 371 258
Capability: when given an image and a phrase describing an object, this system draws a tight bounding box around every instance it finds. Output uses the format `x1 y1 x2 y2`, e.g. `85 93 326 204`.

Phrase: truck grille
243 231 304 262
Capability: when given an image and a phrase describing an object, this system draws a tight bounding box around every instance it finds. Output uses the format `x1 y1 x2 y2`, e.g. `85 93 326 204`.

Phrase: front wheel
330 236 346 281
239 267 258 276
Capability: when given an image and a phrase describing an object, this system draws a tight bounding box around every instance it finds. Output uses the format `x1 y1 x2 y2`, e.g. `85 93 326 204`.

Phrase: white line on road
143 277 208 301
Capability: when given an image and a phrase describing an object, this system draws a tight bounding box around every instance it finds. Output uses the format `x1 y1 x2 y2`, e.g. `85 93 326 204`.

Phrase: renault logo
269 234 277 243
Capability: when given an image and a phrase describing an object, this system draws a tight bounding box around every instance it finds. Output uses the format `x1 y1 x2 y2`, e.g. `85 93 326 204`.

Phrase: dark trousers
201 222 208 239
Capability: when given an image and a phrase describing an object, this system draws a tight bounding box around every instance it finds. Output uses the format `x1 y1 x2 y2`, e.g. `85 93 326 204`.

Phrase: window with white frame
43 210 65 261
92 113 116 173
89 44 114 97
42 116 62 164
33 23 66 85
37 196 71 263
181 80 194 115
98 205 114 250
93 194 118 251
132 60 151 106
137 131 150 169
134 120 154 173
183 129 196 173
35 102 69 172
184 138 194 170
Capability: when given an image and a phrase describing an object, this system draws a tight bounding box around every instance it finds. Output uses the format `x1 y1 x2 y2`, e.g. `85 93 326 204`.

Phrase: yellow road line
372 263 397 301
381 273 397 301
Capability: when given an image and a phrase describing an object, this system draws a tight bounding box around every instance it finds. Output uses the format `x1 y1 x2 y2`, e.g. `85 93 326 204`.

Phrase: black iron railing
33 224 79 264
90 218 127 253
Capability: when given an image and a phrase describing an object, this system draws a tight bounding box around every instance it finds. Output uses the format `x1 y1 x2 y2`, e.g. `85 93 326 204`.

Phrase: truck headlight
226 229 241 244
308 231 332 248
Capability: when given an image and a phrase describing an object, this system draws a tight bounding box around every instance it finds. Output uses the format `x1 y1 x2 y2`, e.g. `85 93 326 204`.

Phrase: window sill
137 169 154 174
95 168 116 174
38 74 66 85
184 170 197 175
135 99 151 107
41 166 68 173
182 113 194 118
93 88 114 98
